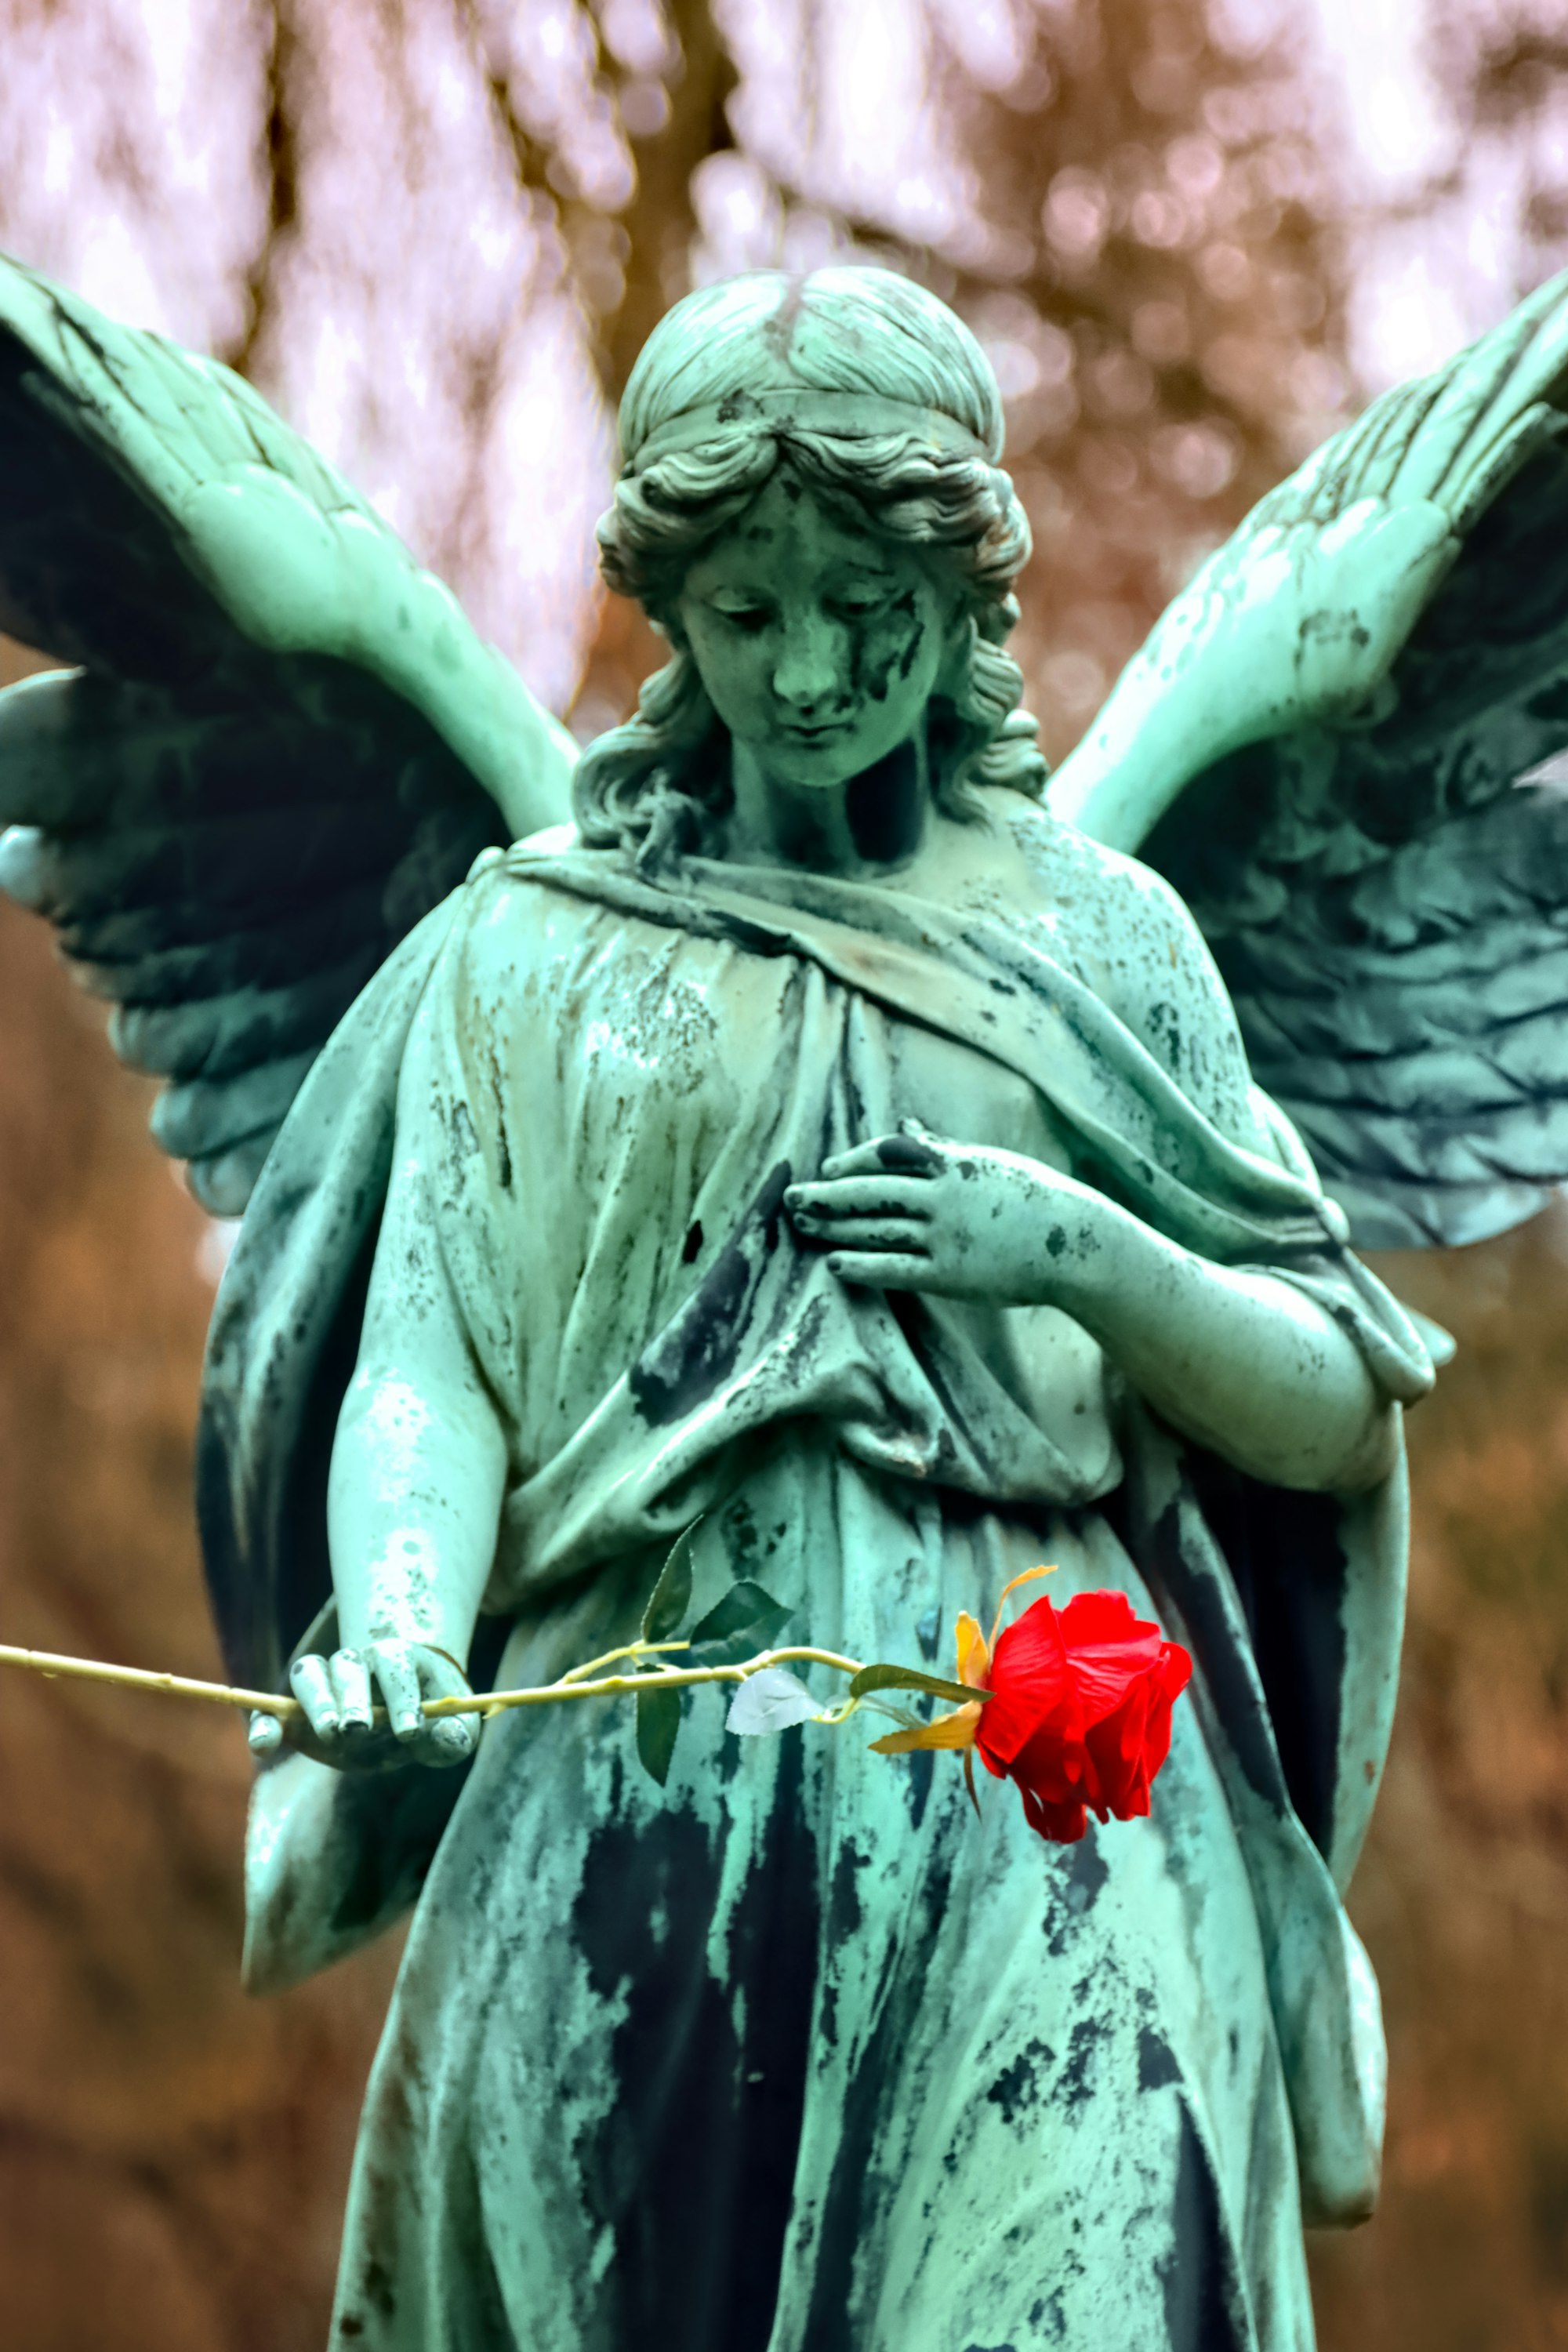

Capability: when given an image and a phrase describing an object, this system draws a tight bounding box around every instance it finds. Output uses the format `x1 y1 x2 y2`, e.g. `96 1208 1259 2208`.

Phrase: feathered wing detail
1192 780 1568 1248
0 254 575 1214
1063 271 1568 1248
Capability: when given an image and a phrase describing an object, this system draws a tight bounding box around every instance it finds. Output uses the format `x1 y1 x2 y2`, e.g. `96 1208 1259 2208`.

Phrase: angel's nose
772 613 843 714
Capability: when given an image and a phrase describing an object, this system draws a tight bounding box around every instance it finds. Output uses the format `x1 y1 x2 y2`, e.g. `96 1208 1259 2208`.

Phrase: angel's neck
721 731 931 878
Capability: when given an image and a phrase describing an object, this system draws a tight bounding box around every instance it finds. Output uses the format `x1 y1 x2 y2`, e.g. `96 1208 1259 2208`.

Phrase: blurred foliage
914 0 1355 753
1316 1217 1568 2351
1429 2 1568 275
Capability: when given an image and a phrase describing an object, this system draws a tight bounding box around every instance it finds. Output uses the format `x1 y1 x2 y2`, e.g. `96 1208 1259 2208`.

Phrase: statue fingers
289 1652 343 1739
826 1247 938 1290
817 1141 904 1180
248 1710 284 1759
820 1131 945 1181
415 1649 482 1767
328 1647 374 1737
809 1216 932 1254
787 1178 933 1223
360 1639 479 1766
423 1712 480 1766
363 1639 426 1741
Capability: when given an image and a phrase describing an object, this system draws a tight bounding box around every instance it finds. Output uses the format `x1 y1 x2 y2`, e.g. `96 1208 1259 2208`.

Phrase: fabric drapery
201 824 1431 2344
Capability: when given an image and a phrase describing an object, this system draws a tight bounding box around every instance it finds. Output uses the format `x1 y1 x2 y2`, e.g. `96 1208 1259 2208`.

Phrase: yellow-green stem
0 1639 866 1725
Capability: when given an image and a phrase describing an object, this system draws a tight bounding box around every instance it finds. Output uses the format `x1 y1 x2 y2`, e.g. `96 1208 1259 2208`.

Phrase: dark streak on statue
630 1158 793 1425
1158 2104 1253 2351
801 1854 957 2349
572 1740 818 2352
846 735 923 866
849 587 924 710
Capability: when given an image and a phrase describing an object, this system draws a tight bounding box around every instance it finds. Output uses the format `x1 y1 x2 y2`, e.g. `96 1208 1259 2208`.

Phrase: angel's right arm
326 1116 509 1671
278 989 513 1767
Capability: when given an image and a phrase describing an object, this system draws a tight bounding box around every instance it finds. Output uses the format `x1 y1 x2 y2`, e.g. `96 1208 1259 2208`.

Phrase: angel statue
1 245 1565 2352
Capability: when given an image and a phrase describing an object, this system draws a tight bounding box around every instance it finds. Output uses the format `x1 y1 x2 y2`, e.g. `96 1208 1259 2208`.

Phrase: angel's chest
546 929 1079 1202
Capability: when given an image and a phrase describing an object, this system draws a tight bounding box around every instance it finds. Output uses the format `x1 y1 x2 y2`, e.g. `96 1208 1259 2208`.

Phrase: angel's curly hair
574 267 1044 866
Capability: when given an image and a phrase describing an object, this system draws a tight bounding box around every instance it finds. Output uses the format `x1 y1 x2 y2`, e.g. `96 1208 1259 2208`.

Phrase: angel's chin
753 729 882 792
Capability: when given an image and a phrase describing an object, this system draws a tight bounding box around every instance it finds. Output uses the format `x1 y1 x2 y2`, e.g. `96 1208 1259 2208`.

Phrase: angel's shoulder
1002 799 1212 997
399 838 583 1071
445 827 592 967
1002 800 1256 1137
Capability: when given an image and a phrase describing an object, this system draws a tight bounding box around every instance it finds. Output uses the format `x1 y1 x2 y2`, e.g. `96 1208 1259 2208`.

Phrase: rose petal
1058 1592 1165 1727
1159 1642 1194 1702
1007 1720 1088 1806
1056 1589 1145 1642
1143 1687 1175 1781
1019 1783 1088 1843
976 1602 1193 1835
978 1599 1073 1768
1083 1682 1150 1813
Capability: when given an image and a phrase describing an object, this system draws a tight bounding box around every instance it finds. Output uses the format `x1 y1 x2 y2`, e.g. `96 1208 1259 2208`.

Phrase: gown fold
200 828 1432 2350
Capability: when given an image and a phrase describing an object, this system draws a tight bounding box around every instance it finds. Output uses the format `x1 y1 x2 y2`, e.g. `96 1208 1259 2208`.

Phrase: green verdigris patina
5 256 1568 2349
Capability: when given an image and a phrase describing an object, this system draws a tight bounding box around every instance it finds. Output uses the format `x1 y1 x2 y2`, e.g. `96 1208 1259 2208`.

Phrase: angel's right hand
247 1640 481 1773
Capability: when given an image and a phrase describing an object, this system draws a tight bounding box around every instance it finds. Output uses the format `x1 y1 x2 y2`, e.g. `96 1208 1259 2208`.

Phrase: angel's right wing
0 254 577 1214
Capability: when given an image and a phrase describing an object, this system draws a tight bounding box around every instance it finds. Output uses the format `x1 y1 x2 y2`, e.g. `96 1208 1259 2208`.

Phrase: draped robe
199 819 1432 2352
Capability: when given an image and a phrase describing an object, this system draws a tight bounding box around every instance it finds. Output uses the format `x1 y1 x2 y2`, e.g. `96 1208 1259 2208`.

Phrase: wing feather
186 1134 278 1218
150 1052 321 1163
107 953 385 1081
0 252 575 1213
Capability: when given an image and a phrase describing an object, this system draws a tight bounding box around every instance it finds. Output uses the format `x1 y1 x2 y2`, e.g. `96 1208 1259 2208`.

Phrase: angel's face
675 471 958 794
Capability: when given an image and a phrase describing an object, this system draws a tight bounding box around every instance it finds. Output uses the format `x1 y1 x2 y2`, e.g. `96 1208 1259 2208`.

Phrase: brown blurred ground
1 646 1566 2347
1314 1214 1568 2351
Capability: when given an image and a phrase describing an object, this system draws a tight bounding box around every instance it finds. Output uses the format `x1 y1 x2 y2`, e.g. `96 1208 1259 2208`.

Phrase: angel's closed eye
710 602 771 640
708 593 774 633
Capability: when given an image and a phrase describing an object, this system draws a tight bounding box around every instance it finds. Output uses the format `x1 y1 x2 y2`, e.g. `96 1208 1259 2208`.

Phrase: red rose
870 1573 1192 1846
975 1590 1192 1844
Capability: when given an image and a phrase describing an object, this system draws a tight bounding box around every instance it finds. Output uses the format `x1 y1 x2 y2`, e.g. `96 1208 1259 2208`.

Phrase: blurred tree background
2 0 1568 2342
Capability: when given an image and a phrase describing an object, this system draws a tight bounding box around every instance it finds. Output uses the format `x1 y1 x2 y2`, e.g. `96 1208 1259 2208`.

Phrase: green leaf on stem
727 1668 821 1736
641 1521 699 1645
636 1683 682 1785
847 1662 987 1707
688 1579 791 1665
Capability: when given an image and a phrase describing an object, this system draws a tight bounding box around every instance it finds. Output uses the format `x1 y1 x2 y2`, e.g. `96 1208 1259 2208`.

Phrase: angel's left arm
786 869 1410 1494
992 1165 1395 1493
790 1134 1397 1493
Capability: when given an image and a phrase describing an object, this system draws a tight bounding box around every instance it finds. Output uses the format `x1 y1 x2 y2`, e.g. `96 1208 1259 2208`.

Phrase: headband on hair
625 388 999 473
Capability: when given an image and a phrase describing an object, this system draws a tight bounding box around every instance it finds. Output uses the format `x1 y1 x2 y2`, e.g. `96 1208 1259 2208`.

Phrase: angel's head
575 267 1043 866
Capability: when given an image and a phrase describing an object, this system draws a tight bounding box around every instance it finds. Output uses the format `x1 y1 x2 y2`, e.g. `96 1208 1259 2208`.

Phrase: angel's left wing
1052 274 1568 1250
0 254 577 1215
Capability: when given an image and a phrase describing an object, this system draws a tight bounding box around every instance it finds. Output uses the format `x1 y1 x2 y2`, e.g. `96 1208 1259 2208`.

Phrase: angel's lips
974 1591 1192 1846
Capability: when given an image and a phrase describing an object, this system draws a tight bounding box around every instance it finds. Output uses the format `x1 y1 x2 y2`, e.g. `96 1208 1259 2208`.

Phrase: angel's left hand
785 1122 1112 1305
